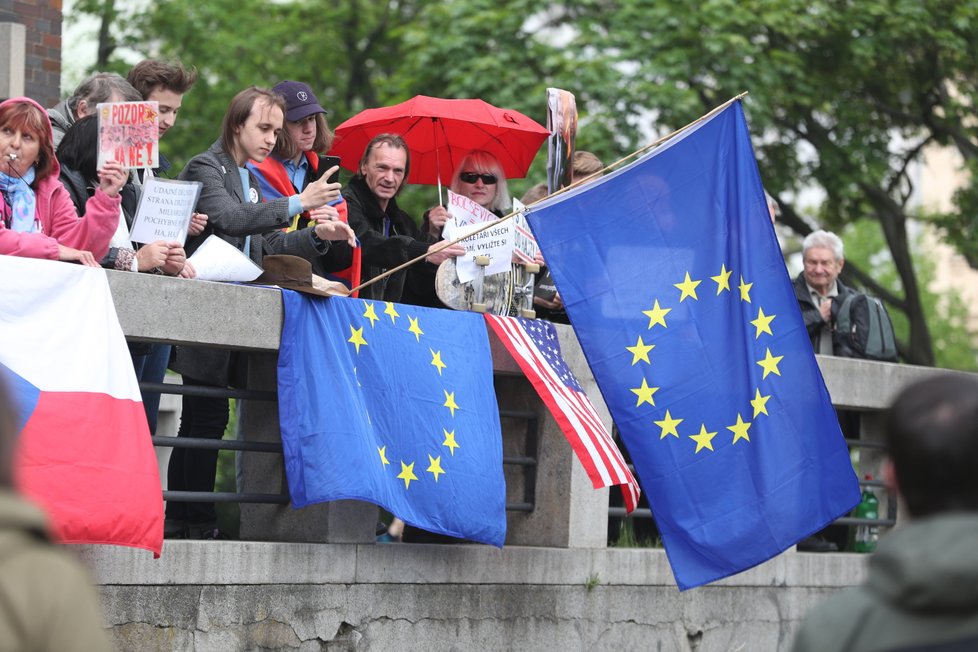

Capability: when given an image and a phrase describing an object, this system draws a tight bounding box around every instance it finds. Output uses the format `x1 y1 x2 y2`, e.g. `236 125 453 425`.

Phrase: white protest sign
129 178 201 245
452 220 514 283
187 235 263 282
442 189 498 241
510 198 539 265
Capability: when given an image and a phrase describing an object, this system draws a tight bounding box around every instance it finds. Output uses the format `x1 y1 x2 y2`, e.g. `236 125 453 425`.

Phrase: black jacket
793 272 856 356
343 175 432 302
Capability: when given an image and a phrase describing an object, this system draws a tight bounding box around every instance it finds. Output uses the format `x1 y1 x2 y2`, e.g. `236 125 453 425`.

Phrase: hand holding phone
313 155 341 184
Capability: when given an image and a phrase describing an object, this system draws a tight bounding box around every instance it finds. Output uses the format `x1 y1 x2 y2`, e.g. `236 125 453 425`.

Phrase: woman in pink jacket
0 97 126 266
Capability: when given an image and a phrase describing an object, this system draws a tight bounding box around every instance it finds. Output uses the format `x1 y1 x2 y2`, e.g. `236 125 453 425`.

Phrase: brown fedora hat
250 255 350 298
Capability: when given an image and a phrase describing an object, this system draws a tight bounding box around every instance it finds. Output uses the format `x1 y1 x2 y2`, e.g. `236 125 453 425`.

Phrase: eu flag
277 291 506 547
526 101 859 589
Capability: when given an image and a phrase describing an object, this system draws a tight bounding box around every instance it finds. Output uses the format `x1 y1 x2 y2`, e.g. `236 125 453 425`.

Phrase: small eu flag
277 291 507 547
526 101 860 589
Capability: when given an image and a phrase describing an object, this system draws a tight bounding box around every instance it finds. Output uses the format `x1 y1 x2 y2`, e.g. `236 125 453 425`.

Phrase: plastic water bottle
854 475 880 553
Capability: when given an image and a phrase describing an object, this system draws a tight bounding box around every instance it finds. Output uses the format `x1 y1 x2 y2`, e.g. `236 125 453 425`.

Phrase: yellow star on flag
642 299 671 329
377 445 390 466
674 272 701 302
348 325 368 353
689 424 718 453
727 414 752 444
757 348 784 379
751 388 771 417
630 378 659 407
426 454 445 482
442 429 459 456
443 390 459 417
408 316 424 342
384 302 400 324
711 264 732 294
739 276 753 303
626 336 655 365
750 307 776 339
363 302 379 328
397 461 418 489
430 349 447 375
654 410 683 439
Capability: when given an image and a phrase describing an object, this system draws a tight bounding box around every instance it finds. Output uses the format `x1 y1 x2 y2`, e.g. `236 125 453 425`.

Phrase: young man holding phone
249 80 361 293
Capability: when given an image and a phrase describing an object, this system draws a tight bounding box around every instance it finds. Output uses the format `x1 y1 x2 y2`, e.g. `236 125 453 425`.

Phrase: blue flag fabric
277 291 507 547
526 101 860 589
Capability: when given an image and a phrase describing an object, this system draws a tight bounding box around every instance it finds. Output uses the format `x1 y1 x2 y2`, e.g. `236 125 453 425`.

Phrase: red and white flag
486 315 640 511
0 255 164 555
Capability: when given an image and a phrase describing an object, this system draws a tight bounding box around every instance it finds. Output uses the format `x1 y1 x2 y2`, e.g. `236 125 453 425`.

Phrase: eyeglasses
459 171 498 185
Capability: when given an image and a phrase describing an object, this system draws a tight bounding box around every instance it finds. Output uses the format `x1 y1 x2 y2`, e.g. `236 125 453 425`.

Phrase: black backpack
834 293 898 362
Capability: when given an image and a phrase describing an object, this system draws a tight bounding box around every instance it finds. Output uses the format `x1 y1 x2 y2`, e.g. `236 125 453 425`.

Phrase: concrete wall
89 271 967 651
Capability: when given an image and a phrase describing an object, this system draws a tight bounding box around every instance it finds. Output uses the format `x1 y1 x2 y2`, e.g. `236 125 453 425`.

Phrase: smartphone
313 155 341 184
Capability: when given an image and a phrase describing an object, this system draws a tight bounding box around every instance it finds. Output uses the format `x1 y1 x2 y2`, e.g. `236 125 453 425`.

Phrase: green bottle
854 475 880 553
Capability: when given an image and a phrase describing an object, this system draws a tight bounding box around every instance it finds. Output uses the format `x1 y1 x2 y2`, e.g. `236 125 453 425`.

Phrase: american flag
485 315 640 512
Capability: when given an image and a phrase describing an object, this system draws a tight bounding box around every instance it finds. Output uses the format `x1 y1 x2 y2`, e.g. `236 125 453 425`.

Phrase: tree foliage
70 0 978 366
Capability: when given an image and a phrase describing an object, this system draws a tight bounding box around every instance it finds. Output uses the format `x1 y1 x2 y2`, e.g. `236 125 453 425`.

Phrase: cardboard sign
96 101 160 170
510 198 539 264
128 178 201 245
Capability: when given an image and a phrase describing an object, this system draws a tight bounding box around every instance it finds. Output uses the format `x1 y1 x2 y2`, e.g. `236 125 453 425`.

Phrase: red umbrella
330 95 549 188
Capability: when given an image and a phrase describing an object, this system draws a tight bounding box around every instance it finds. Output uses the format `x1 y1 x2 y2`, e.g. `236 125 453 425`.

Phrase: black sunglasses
459 171 498 185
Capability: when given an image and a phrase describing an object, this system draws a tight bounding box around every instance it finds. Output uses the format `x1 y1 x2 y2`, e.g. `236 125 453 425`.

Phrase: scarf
0 167 38 233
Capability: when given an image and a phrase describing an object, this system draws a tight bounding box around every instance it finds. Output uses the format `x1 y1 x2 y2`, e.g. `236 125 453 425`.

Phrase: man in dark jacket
793 229 856 356
343 133 463 302
792 373 978 651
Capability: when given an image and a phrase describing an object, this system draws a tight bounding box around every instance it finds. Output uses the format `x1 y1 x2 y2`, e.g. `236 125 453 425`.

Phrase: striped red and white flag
485 315 640 512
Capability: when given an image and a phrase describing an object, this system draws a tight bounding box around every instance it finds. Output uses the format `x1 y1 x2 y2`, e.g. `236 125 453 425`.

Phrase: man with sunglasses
343 133 464 302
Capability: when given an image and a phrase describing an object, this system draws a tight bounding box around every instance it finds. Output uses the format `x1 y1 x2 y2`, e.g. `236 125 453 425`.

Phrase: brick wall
0 0 62 106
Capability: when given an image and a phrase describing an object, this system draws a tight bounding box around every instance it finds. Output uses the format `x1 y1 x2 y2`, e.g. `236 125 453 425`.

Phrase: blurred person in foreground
792 373 978 652
0 376 112 651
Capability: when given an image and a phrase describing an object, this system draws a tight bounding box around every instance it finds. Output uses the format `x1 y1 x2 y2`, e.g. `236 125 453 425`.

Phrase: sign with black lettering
129 178 202 245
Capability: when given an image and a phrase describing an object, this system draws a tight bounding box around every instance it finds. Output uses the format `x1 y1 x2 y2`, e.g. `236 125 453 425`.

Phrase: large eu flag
277 291 506 547
526 101 859 589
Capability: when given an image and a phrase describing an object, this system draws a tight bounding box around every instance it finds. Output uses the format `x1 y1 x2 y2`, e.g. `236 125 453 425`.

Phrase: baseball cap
273 80 327 122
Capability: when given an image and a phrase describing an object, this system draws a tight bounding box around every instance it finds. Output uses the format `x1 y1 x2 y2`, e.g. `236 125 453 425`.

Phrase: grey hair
67 72 141 115
450 150 511 213
802 229 844 260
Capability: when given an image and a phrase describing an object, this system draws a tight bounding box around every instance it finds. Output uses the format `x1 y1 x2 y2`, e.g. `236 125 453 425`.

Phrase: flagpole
350 91 749 297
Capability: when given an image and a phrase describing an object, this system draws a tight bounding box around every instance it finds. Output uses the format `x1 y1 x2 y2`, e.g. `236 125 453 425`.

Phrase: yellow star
642 299 671 329
397 461 418 489
377 445 390 466
689 424 718 453
626 336 655 365
711 264 732 294
443 390 459 417
426 454 445 482
430 349 447 375
727 413 752 444
750 307 776 339
751 388 771 417
739 276 753 303
363 302 379 328
630 378 660 407
408 316 424 342
384 302 400 324
757 348 784 379
442 429 459 456
654 410 683 439
348 325 368 353
674 272 701 302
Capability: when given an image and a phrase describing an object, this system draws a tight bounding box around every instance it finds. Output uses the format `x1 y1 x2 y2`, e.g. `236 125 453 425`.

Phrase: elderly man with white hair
793 229 855 356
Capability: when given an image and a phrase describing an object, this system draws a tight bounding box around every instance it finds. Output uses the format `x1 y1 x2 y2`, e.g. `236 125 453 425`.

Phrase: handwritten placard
452 220 514 283
96 101 160 170
510 198 539 264
442 189 497 241
129 178 201 245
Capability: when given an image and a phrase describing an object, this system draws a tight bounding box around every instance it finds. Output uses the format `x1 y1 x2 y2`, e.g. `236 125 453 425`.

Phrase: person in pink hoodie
0 97 126 266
